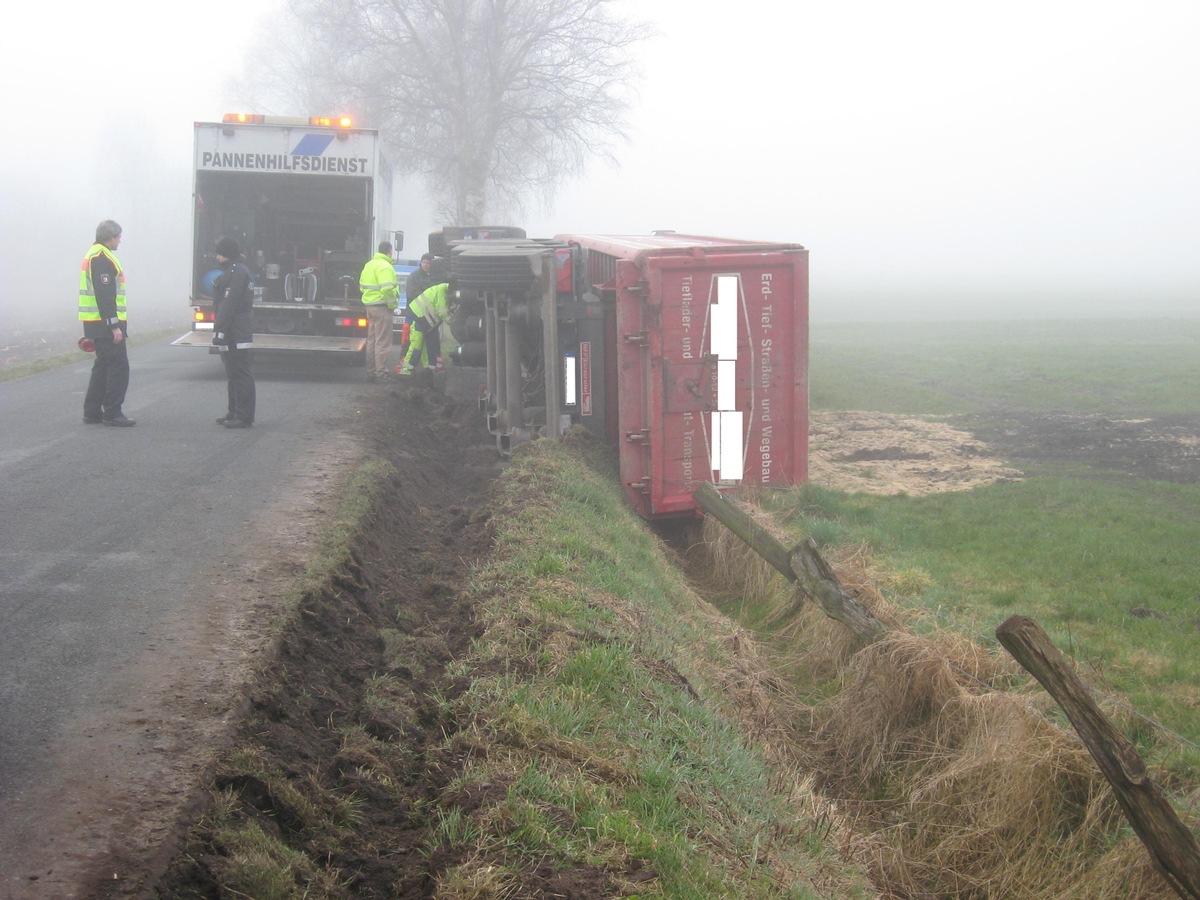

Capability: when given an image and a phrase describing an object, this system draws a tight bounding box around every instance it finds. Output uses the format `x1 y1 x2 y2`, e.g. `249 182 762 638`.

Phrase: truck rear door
615 247 809 518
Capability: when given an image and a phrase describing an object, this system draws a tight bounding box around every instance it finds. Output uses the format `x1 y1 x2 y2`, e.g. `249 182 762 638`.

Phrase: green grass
449 435 872 898
776 479 1200 741
794 317 1200 776
811 317 1200 415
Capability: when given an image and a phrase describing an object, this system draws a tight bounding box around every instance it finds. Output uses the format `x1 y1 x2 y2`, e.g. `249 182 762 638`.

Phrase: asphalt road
0 338 381 897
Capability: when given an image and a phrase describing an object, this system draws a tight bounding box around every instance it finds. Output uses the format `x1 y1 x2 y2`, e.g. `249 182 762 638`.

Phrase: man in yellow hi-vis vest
398 281 450 375
358 240 400 380
79 219 134 426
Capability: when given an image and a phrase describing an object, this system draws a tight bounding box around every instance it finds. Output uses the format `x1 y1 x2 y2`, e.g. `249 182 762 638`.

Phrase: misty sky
2 0 1197 335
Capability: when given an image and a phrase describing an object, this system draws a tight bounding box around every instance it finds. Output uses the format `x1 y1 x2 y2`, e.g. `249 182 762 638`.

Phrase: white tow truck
173 113 402 357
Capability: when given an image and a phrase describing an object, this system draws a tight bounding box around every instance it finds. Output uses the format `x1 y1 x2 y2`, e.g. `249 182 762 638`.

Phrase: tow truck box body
173 116 394 355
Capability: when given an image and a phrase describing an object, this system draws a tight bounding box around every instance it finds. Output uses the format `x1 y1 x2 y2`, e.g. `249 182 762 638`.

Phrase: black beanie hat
215 237 240 258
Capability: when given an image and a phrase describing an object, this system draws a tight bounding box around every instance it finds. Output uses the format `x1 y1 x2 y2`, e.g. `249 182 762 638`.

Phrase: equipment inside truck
194 171 373 305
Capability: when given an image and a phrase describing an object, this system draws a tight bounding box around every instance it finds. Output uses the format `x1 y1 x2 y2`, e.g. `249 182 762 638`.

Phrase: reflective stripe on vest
409 282 448 320
79 244 126 322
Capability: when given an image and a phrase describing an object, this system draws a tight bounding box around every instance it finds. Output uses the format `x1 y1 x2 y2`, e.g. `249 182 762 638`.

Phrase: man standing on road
80 219 135 426
212 237 256 428
358 241 399 380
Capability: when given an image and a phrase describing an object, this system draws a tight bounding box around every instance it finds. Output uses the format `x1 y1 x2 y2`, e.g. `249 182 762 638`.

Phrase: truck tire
450 245 541 292
451 341 487 367
449 309 486 344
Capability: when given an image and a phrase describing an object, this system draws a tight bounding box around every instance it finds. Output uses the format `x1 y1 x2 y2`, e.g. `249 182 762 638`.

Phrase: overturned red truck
437 230 809 520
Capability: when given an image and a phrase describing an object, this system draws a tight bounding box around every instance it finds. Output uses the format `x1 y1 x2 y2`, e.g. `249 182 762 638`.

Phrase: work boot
103 414 136 427
397 363 413 376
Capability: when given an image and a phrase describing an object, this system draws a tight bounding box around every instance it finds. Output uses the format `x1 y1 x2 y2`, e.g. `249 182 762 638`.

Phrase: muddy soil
959 411 1200 483
141 373 512 898
147 374 628 899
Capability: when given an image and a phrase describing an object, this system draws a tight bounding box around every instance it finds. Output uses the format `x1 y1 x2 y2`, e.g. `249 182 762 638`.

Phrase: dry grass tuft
435 852 521 899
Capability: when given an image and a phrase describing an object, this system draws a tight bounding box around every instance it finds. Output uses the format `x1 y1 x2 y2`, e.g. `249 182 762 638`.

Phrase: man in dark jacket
212 237 256 428
404 252 436 308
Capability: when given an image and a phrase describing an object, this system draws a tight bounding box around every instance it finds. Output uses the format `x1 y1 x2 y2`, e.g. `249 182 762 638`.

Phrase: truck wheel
449 308 485 343
450 249 540 292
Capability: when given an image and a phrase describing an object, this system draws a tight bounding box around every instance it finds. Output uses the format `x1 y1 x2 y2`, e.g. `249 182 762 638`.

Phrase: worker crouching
398 281 450 374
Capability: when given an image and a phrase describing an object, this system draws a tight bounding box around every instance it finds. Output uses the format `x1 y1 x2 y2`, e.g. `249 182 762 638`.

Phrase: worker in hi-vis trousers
398 281 450 374
397 319 430 369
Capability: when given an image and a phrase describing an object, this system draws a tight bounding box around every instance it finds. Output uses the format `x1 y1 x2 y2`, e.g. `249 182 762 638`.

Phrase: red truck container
561 234 808 518
441 232 809 520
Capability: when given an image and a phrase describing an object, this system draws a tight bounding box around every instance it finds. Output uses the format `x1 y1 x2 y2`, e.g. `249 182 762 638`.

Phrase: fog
3 0 1197 338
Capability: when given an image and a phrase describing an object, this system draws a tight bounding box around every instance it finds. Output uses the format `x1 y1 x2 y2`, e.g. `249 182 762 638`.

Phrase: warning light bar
221 113 353 128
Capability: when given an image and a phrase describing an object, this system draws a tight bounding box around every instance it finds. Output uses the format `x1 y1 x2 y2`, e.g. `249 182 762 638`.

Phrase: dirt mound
809 409 1200 495
809 410 1024 495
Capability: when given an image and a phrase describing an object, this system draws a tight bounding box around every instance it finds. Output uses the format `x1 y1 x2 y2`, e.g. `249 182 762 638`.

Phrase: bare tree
234 0 643 225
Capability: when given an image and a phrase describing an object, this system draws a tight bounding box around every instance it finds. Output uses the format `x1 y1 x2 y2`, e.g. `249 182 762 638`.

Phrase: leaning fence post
789 538 890 645
996 615 1200 900
693 483 794 579
693 484 889 645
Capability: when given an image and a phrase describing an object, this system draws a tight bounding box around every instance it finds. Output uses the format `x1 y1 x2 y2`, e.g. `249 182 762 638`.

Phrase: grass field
797 316 1200 776
811 317 1200 416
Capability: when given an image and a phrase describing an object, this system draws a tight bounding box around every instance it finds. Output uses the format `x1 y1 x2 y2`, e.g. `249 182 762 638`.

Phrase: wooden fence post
789 539 889 645
693 483 794 580
996 615 1200 900
693 484 888 645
